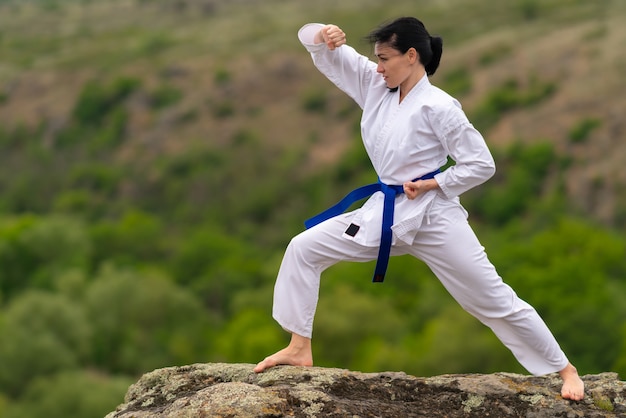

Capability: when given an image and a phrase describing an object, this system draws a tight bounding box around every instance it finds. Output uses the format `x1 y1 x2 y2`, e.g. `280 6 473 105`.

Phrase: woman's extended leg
408 203 584 399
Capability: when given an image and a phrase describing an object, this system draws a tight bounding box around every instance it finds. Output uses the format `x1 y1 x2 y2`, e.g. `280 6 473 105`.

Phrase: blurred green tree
84 265 215 375
5 370 132 418
214 308 286 364
313 284 406 370
0 291 91 396
168 224 268 317
0 215 91 299
90 209 165 268
464 141 556 225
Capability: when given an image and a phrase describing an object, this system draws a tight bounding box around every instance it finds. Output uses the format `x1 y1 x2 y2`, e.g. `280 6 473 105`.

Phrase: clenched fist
314 24 347 50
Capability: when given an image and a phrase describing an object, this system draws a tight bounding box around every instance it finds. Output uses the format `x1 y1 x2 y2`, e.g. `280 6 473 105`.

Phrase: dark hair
367 17 443 76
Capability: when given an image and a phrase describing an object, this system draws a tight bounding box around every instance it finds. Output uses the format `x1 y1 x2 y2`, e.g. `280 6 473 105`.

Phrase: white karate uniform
271 23 569 376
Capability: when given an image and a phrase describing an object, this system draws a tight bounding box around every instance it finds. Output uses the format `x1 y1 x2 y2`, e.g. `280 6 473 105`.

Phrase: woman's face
374 42 413 89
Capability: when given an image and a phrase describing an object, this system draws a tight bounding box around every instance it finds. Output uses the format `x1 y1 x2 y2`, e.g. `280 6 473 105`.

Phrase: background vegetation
0 0 625 417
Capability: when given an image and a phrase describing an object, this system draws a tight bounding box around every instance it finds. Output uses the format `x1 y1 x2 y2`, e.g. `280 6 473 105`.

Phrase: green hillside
0 1 625 417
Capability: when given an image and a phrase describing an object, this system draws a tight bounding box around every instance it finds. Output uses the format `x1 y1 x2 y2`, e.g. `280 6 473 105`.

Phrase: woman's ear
406 47 419 64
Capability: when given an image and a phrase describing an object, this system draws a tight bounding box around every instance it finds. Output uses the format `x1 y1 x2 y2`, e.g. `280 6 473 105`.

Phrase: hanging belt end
372 274 385 283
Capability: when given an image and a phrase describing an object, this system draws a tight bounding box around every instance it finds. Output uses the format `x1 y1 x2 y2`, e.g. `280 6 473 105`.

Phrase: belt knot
305 168 441 282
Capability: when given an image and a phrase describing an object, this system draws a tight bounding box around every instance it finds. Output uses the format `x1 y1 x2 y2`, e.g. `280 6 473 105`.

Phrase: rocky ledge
105 363 625 417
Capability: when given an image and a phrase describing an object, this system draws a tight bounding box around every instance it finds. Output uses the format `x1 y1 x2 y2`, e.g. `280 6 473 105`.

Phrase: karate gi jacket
298 23 496 247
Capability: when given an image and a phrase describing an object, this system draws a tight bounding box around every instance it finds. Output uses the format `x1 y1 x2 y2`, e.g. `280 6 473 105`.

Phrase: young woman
253 17 584 401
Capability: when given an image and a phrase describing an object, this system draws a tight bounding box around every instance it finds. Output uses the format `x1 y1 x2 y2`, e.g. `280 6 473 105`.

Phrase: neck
399 69 426 102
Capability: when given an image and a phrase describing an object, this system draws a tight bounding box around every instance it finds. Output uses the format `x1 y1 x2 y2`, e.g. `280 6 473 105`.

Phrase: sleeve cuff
298 23 325 46
434 172 454 199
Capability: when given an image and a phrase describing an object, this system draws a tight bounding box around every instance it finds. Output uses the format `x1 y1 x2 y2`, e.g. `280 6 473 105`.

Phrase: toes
561 389 584 401
253 358 271 373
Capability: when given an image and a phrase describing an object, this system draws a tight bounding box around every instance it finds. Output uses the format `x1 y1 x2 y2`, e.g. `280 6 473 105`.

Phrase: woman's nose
376 62 384 73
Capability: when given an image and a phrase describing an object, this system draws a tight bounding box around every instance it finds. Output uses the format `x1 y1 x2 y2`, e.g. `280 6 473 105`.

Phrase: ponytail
425 35 443 76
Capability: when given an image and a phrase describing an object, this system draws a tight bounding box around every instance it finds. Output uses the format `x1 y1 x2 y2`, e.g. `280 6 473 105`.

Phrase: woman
253 17 584 401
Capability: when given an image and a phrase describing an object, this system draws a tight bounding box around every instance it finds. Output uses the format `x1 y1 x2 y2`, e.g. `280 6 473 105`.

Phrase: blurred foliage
569 117 602 144
301 88 328 113
463 141 557 225
5 371 132 418
440 67 473 97
471 77 557 132
0 291 91 396
148 85 183 110
0 0 624 417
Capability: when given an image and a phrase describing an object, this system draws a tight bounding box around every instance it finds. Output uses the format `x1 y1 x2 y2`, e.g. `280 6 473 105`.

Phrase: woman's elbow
485 162 496 180
475 160 496 184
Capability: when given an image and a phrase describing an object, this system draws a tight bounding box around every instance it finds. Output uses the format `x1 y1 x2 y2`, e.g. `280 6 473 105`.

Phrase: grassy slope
0 0 625 225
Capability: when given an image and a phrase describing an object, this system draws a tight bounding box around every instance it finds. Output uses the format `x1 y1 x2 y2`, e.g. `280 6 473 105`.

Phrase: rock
105 363 625 417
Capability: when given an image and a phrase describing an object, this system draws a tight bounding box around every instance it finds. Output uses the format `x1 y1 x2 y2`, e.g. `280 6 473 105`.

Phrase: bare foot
559 363 584 401
253 333 313 373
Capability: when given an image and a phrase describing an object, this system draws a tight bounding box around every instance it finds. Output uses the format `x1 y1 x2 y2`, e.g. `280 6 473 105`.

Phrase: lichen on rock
105 363 626 417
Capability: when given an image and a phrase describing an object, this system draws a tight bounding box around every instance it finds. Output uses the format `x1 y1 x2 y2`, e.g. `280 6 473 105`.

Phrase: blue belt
304 169 441 283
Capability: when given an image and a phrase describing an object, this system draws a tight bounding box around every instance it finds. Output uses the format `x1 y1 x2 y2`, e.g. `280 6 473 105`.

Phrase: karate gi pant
272 199 569 376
